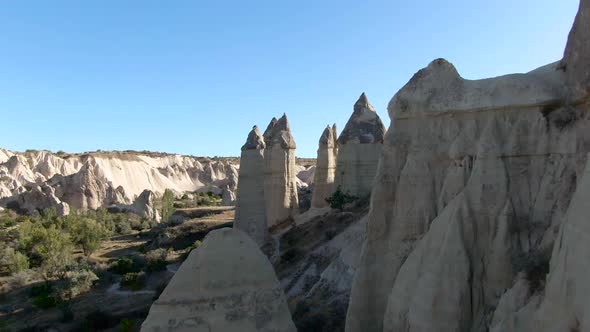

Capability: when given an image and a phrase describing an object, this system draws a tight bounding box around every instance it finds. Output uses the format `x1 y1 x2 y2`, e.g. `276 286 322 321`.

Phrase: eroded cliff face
0 150 239 215
346 1 590 331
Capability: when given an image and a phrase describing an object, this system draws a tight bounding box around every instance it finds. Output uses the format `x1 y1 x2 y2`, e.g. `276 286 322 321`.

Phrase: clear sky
0 0 579 157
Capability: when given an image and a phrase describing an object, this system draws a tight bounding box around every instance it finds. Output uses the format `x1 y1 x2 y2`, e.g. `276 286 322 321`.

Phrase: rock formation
234 126 269 245
141 227 296 332
346 2 590 331
263 114 299 226
1 184 70 216
311 125 338 208
0 150 239 216
108 189 161 221
334 93 386 198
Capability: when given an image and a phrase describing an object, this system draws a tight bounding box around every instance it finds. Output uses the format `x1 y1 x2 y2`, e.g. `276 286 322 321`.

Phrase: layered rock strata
346 2 590 331
311 125 338 208
334 93 386 198
141 227 296 332
234 126 269 245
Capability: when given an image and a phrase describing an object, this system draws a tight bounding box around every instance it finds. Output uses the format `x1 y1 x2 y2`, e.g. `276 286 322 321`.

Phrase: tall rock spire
311 125 338 208
263 114 299 227
334 93 386 197
234 126 268 245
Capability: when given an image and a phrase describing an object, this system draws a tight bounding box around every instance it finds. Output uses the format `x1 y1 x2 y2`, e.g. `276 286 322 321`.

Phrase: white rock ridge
334 93 386 198
311 125 338 208
346 1 590 331
141 227 296 332
234 126 269 245
0 150 239 216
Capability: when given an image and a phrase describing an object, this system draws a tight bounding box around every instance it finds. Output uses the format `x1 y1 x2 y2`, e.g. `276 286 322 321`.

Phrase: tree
34 225 74 278
70 218 109 256
1 247 29 274
161 189 175 222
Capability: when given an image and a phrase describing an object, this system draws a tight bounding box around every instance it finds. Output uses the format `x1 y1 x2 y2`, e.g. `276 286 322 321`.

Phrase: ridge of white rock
263 114 299 227
311 125 338 208
0 150 239 215
346 2 590 331
141 227 296 332
334 93 386 198
234 126 269 245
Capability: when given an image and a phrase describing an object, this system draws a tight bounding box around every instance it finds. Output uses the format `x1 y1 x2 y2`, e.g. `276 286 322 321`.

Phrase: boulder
141 228 296 332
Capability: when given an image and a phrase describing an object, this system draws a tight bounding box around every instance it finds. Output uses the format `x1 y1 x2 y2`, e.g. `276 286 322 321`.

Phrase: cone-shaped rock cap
319 125 335 148
331 123 338 145
263 114 296 149
338 93 386 144
241 125 266 151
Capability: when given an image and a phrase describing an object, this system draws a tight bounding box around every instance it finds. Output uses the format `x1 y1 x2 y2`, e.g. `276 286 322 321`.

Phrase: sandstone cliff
346 1 590 331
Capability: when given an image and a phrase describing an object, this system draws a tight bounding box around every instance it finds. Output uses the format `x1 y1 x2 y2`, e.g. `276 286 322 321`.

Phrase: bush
145 248 169 272
69 218 109 256
118 319 134 332
31 282 59 309
161 189 175 223
120 272 146 291
110 257 143 275
18 223 74 278
53 264 98 301
2 247 29 274
325 186 358 211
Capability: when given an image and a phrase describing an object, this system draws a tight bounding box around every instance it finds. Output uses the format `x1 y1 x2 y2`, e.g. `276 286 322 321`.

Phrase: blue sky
0 0 579 157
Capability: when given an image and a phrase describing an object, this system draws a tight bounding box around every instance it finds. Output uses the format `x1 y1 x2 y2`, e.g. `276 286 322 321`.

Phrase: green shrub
33 292 59 309
145 248 169 272
69 218 109 256
31 282 59 309
53 265 98 301
110 257 142 275
325 186 358 211
2 247 29 274
161 189 176 223
118 319 134 332
120 272 146 291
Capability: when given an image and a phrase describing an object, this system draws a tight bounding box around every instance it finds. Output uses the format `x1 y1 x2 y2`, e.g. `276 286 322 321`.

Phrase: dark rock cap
338 93 386 145
241 125 266 151
264 114 296 149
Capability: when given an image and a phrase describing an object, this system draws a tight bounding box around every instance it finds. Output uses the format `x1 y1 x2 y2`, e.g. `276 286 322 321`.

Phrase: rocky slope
346 1 590 331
